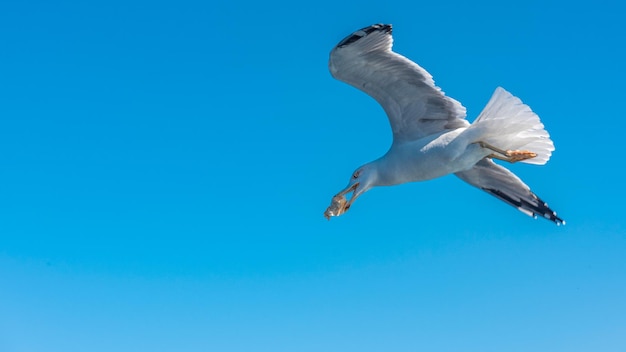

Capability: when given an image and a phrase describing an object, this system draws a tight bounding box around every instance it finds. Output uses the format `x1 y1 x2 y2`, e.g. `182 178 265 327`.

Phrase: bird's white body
373 128 487 185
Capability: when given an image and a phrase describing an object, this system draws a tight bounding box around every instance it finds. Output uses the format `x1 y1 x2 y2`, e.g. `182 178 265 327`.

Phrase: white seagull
324 24 564 225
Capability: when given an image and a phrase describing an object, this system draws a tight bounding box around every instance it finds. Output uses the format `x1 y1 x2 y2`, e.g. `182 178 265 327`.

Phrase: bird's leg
477 141 537 163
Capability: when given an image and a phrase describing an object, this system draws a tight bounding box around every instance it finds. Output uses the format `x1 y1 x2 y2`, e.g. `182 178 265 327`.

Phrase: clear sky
1 0 625 351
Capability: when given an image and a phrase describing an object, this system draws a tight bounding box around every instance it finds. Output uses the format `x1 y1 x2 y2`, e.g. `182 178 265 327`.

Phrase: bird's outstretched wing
329 24 469 142
455 158 564 225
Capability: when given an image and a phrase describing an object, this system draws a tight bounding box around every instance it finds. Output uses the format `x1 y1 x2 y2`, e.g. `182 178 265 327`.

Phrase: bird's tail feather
465 87 554 165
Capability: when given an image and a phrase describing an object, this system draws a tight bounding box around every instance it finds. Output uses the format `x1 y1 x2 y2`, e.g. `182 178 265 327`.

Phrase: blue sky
1 0 625 351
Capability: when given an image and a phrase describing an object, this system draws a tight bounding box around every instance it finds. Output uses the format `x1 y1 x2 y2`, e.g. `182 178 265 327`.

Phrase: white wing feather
455 159 564 224
329 24 468 142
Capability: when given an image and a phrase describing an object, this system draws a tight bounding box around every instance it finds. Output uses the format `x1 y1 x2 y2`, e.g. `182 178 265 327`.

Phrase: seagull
324 24 564 225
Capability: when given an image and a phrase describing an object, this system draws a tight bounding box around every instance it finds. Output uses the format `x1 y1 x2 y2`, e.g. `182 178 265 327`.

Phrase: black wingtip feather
484 188 565 226
336 23 392 48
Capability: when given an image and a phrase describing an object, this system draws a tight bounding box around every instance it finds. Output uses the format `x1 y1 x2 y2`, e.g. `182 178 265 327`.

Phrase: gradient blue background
1 0 625 351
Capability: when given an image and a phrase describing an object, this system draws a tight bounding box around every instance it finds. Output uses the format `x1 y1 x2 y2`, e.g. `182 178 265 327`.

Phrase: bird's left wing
455 158 564 225
329 24 468 142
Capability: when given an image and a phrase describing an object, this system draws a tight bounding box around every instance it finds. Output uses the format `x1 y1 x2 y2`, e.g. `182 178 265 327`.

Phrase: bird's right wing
455 159 564 225
329 24 468 142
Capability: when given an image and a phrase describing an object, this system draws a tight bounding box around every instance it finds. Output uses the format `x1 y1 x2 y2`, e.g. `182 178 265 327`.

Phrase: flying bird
324 24 564 225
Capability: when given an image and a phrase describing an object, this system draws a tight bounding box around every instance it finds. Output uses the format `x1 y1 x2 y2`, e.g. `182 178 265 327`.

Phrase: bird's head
324 164 378 220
